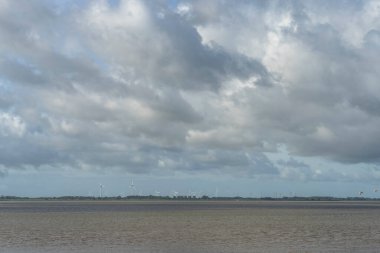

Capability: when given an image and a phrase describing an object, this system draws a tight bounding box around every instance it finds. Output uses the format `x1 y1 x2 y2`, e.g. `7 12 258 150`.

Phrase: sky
1 0 380 197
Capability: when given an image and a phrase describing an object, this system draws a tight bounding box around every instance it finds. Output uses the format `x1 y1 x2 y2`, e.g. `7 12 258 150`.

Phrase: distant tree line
0 195 378 201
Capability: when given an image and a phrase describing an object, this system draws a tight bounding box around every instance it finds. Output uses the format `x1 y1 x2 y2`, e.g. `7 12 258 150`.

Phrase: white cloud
0 112 25 137
312 125 335 143
0 0 380 181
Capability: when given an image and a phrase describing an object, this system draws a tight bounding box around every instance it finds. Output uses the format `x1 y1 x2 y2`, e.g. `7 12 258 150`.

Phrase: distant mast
99 184 103 198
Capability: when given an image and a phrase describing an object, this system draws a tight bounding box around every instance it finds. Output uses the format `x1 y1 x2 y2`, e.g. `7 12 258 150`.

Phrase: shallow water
0 201 380 253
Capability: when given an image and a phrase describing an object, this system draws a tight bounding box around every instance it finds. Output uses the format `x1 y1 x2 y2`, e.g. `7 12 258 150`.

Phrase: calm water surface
0 201 379 253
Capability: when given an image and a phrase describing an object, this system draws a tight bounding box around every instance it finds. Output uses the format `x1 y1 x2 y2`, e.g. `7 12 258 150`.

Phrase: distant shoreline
1 195 379 201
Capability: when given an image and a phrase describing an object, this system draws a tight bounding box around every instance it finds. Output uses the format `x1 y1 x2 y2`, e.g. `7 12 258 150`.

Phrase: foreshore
1 195 379 201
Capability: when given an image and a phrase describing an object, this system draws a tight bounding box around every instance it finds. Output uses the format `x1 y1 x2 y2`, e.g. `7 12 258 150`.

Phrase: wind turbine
129 180 136 196
99 184 104 198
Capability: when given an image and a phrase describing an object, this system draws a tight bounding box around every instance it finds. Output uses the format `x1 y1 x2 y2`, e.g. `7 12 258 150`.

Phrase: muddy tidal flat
1 200 380 253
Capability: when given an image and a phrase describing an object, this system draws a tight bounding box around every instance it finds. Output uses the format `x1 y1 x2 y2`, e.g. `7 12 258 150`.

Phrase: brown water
0 201 380 253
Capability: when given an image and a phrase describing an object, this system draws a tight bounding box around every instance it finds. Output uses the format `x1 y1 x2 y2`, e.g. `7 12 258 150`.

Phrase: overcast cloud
1 0 380 186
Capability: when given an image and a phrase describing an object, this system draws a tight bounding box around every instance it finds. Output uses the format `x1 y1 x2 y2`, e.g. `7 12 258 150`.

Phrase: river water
0 201 379 253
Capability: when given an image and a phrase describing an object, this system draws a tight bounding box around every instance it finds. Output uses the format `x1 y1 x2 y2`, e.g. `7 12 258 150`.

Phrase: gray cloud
184 0 380 164
81 0 272 91
277 158 310 169
0 167 8 178
0 0 380 181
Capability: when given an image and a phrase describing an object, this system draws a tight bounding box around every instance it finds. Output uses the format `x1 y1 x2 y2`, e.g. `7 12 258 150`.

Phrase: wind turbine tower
99 184 104 198
129 180 136 196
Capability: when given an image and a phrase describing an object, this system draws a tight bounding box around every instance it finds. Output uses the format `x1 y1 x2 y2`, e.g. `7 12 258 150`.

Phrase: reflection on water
0 201 380 253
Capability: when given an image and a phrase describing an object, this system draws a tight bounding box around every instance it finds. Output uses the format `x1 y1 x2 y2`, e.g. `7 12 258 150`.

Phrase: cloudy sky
1 0 380 197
